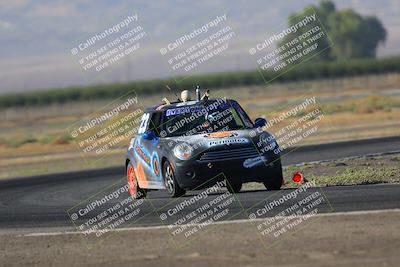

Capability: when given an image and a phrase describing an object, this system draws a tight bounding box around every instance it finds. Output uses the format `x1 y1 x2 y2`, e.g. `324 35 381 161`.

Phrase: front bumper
173 152 282 190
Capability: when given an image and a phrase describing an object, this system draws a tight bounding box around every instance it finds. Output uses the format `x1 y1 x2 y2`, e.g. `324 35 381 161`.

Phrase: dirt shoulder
1 210 399 267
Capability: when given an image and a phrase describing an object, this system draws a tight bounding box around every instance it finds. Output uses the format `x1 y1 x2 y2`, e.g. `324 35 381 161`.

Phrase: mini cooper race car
126 89 283 198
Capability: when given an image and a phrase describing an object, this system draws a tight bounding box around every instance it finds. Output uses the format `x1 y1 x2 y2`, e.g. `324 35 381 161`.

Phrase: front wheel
163 160 185 198
227 181 242 193
263 162 283 190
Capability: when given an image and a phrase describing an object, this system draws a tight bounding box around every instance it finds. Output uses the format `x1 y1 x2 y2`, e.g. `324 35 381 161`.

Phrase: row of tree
1 56 399 108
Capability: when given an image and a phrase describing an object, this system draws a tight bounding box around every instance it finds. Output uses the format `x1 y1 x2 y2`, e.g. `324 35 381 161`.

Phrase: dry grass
243 153 400 190
1 73 400 179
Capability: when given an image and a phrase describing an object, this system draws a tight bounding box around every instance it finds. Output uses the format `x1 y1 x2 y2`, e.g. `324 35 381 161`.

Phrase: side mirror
254 117 267 128
142 130 156 140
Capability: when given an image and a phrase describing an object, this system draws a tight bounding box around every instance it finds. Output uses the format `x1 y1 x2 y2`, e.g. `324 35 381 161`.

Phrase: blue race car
126 89 283 198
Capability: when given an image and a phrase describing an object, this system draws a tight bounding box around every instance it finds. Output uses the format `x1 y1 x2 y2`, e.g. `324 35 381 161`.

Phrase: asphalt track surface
0 136 399 231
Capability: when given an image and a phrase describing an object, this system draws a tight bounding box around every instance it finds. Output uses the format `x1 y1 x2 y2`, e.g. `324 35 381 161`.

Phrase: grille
199 147 260 162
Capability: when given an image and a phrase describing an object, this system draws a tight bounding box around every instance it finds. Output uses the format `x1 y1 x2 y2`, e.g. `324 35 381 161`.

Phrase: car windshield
161 99 253 137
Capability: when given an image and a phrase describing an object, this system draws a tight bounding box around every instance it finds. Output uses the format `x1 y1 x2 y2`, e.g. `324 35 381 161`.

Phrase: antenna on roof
201 89 210 101
195 85 201 101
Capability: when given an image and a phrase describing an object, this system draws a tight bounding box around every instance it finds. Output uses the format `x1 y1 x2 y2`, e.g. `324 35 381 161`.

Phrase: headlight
173 143 193 160
259 133 276 151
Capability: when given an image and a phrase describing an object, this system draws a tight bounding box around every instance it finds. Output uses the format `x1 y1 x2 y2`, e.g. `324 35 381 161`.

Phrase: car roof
145 98 235 113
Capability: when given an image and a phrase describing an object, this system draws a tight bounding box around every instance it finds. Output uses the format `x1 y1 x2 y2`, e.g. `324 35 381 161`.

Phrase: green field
1 57 400 108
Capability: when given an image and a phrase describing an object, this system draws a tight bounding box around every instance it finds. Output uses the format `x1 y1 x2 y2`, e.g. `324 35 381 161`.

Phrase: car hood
164 129 274 153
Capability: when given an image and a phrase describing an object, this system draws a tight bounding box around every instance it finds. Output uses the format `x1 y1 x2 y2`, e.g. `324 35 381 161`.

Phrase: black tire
263 162 283 190
227 181 242 193
163 160 186 197
127 162 146 199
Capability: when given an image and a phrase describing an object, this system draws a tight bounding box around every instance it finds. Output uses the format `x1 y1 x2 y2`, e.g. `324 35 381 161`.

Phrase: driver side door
132 112 163 189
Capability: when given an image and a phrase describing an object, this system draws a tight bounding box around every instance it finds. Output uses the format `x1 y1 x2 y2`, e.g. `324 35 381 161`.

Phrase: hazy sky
0 0 399 94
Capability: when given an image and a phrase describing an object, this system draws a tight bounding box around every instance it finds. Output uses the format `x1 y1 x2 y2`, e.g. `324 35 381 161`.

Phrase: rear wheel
163 160 185 197
263 162 283 190
127 162 146 199
227 181 242 193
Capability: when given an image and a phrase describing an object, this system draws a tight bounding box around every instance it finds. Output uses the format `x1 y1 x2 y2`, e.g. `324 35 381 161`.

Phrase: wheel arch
161 156 168 173
125 158 130 170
